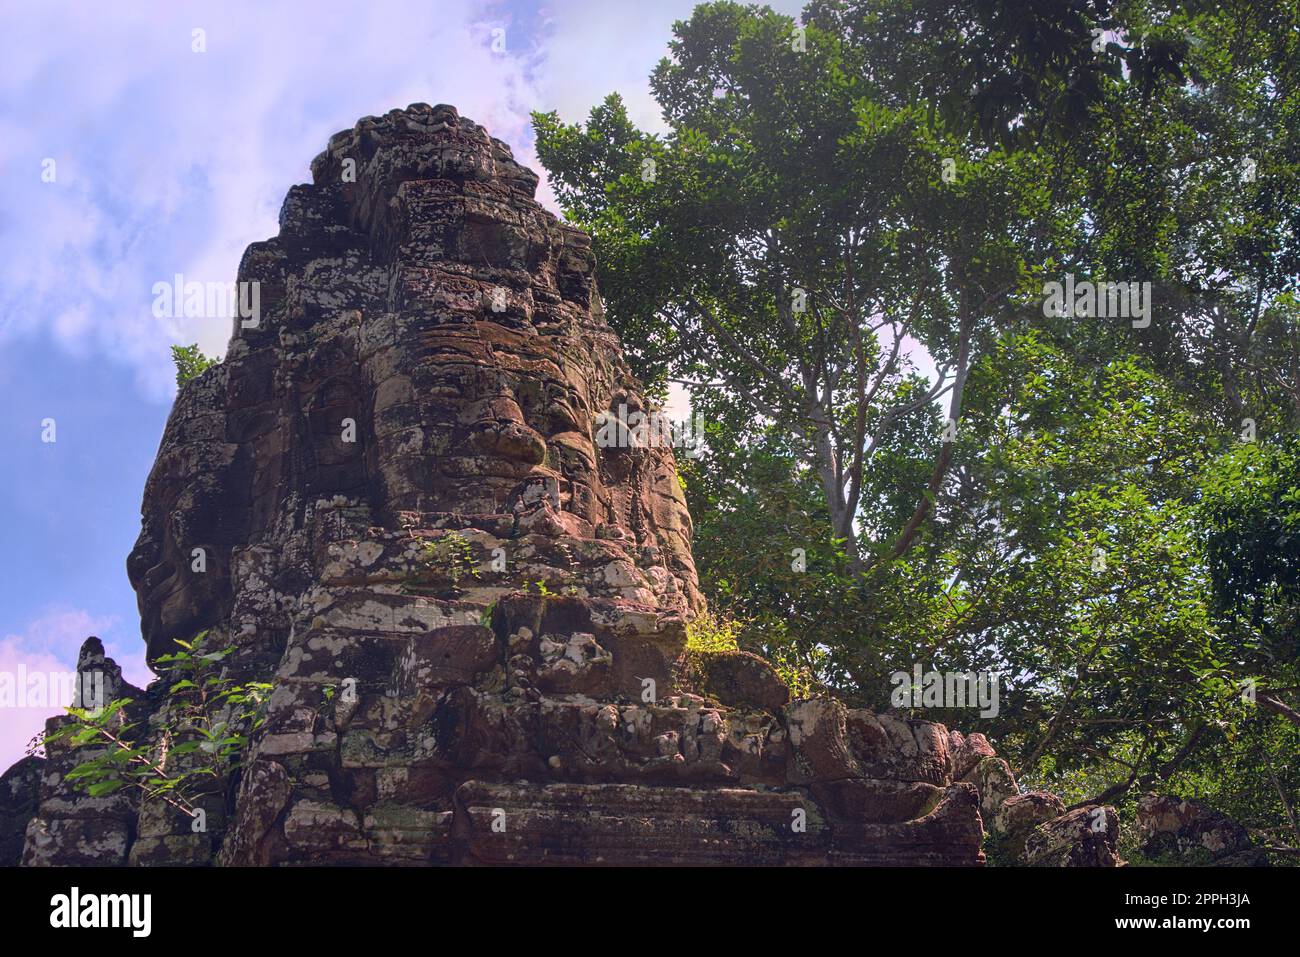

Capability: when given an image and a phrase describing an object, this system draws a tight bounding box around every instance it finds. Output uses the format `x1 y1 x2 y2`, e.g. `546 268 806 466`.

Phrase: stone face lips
3 105 1114 866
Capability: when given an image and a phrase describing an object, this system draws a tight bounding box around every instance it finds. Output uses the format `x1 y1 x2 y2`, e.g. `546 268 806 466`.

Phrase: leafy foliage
685 610 744 654
170 343 218 386
420 531 481 586
48 632 272 820
536 0 1300 849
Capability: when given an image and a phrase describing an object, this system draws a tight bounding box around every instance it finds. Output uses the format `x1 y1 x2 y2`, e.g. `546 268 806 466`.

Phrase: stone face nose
462 393 548 466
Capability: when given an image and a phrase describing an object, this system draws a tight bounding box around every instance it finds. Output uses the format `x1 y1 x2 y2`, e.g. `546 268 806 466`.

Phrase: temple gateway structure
2 106 1119 867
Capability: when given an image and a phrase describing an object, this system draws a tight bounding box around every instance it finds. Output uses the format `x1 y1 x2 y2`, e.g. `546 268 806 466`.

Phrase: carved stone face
128 104 700 663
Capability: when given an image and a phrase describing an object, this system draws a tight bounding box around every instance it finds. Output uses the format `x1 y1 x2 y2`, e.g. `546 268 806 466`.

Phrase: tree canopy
534 0 1300 857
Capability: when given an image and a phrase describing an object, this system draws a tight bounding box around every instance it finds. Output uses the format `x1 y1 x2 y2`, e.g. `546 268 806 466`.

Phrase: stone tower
6 106 1117 867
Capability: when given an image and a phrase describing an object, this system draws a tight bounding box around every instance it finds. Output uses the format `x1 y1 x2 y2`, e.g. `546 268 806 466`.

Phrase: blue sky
0 0 806 768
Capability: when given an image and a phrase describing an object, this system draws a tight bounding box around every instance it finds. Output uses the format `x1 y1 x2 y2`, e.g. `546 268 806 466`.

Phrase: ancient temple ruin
1 106 1119 866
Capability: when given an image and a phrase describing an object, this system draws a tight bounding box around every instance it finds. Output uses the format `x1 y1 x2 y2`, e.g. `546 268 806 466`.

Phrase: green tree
170 343 218 386
535 0 1300 845
536 2 1068 569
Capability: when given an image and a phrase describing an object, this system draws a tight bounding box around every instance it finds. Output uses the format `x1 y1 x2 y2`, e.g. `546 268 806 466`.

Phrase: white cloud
0 0 808 401
0 1 549 400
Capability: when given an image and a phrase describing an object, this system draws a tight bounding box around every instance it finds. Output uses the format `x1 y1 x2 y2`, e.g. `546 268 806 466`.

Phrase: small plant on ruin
678 610 741 694
23 730 46 759
555 543 580 595
683 611 823 700
685 610 743 654
770 644 825 701
420 530 480 586
48 631 272 822
170 343 218 386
